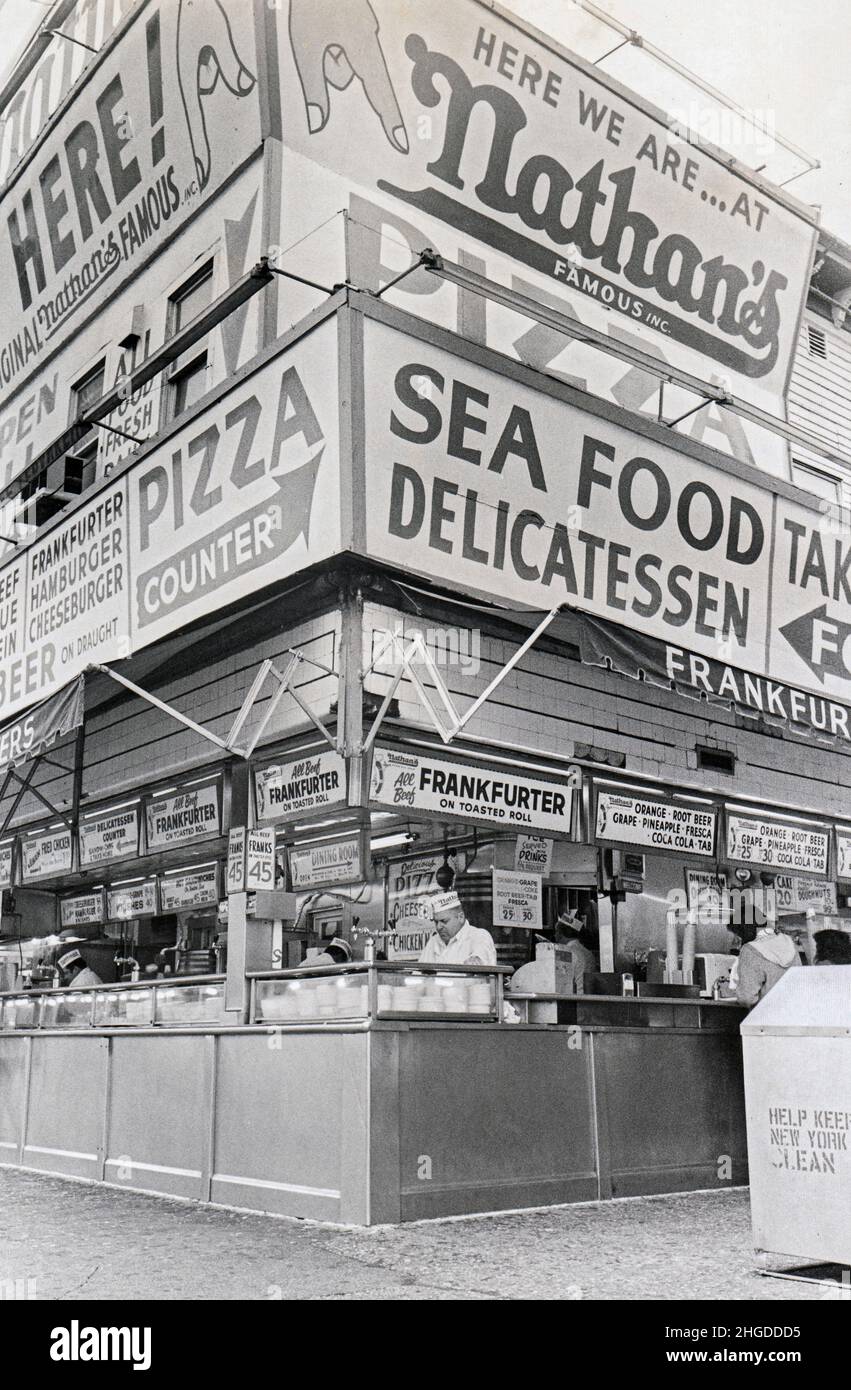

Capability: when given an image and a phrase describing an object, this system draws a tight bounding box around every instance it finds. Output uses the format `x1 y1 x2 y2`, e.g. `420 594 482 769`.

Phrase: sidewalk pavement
0 1168 839 1301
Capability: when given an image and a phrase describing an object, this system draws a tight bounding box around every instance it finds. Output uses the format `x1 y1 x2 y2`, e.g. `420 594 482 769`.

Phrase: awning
0 675 84 774
577 613 851 749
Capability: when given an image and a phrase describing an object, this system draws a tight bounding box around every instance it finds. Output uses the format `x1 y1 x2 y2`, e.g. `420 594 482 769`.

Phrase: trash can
741 965 851 1267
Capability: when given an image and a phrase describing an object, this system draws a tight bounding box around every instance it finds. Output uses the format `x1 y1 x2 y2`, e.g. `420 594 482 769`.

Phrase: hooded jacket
735 929 798 1008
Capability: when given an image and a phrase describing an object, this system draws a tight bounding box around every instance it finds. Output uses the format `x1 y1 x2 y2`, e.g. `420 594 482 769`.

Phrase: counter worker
311 938 353 966
419 891 497 966
555 909 597 993
56 949 103 989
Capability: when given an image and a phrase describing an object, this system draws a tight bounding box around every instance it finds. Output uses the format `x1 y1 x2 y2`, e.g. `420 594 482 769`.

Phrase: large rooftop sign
277 0 817 414
360 314 851 711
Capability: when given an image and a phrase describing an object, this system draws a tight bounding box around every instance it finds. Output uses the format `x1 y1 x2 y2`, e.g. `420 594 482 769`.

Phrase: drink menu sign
492 868 543 929
726 814 830 876
159 866 219 911
79 805 139 867
146 783 220 851
21 827 73 881
595 790 716 857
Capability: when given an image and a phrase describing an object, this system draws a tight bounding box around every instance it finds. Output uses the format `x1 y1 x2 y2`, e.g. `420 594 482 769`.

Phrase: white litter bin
741 965 851 1267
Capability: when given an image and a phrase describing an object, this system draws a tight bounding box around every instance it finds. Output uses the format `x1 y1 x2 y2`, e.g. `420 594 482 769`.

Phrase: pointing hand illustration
289 0 408 153
177 0 256 193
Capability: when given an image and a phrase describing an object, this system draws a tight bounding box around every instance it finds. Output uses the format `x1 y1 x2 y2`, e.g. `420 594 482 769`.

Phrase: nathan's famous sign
0 0 260 396
363 319 851 710
278 0 816 403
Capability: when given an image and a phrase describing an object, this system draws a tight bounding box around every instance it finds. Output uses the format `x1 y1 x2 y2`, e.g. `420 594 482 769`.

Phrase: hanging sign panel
685 869 729 923
836 831 851 881
275 0 815 410
107 879 158 920
0 674 85 773
79 805 140 867
60 890 105 928
21 828 73 882
145 783 221 852
595 789 717 858
0 840 14 888
726 813 830 876
288 834 364 891
159 864 219 911
254 751 348 824
227 827 276 894
514 835 553 875
775 876 837 915
492 868 543 929
370 745 574 835
0 0 262 416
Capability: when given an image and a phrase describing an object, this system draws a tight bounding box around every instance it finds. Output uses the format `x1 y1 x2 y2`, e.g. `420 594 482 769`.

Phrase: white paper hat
429 890 462 916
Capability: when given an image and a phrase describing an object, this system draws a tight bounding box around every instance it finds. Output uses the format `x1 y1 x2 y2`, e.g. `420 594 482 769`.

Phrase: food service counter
0 965 748 1224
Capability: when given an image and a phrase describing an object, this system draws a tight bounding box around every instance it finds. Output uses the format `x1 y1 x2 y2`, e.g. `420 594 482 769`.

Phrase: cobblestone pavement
0 1169 838 1301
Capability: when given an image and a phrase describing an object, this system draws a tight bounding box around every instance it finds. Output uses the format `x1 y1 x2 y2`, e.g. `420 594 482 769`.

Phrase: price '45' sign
227 827 276 894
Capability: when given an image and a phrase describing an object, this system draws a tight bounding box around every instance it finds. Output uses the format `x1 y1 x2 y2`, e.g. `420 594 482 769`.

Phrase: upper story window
165 262 214 420
791 460 841 505
67 361 106 494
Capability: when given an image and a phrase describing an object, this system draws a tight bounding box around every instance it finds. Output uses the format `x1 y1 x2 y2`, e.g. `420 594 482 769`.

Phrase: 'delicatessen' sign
726 814 830 876
369 745 574 834
79 805 139 867
364 319 851 713
595 789 716 858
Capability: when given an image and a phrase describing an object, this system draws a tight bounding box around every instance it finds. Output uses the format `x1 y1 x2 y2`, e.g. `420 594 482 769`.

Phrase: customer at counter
814 930 851 965
56 949 103 989
419 892 497 966
735 924 798 1007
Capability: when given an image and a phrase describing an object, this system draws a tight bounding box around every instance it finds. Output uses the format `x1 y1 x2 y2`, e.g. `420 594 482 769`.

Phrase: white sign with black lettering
60 891 104 928
146 783 220 851
836 831 851 881
159 866 219 912
492 868 542 929
0 840 13 888
514 835 553 875
79 805 139 866
21 828 72 882
386 853 445 960
775 876 837 915
107 880 158 920
370 746 573 834
596 791 716 857
255 751 347 823
685 869 728 923
289 836 362 890
726 815 829 876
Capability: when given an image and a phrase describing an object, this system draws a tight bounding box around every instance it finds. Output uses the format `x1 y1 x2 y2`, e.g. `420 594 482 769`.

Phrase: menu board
159 866 219 911
289 835 363 890
255 752 347 823
79 806 139 867
386 853 446 960
0 840 13 889
21 828 73 882
107 880 158 920
60 891 104 928
595 791 716 858
146 784 220 851
726 815 830 876
492 869 543 929
836 831 851 881
370 746 573 835
775 877 838 915
227 828 276 893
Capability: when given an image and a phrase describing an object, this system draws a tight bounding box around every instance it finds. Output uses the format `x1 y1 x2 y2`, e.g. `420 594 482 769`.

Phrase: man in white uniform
56 949 103 989
419 891 497 966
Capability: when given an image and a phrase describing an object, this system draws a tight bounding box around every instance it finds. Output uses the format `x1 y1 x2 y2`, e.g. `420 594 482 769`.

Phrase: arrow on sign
780 603 851 683
135 449 323 628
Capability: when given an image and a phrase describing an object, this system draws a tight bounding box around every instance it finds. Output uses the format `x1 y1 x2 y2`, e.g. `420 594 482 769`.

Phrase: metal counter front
0 967 748 1224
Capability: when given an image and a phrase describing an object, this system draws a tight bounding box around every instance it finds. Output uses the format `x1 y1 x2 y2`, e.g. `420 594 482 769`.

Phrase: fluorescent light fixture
83 800 139 819
370 831 418 850
162 861 218 876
